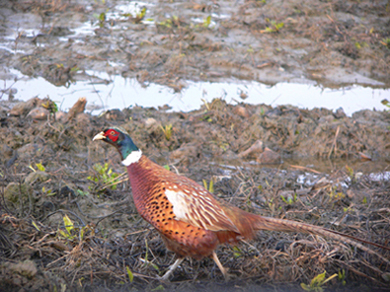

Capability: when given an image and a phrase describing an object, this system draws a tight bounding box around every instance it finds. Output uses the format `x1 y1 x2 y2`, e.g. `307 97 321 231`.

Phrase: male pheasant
93 127 389 280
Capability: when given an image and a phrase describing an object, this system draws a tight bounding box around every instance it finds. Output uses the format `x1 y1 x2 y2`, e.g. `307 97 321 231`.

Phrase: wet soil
0 0 390 292
1 0 390 88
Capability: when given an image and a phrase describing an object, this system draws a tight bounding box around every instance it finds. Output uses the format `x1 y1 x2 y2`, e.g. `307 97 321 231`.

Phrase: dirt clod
9 260 37 279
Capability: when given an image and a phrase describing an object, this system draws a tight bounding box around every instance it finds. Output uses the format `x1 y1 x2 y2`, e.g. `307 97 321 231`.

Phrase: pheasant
93 127 390 280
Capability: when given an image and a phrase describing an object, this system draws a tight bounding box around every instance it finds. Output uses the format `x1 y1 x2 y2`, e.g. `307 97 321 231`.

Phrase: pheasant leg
212 251 229 280
158 258 184 281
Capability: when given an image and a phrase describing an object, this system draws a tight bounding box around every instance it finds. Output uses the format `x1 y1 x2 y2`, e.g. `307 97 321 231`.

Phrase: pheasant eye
107 130 119 141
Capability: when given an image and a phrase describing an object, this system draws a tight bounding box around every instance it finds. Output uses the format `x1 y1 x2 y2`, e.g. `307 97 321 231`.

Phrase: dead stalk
328 126 340 159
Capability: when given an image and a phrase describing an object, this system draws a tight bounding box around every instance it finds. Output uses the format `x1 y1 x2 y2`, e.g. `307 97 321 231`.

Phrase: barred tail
253 216 390 265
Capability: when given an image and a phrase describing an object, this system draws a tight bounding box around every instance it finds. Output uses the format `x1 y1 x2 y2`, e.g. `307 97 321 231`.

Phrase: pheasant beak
93 131 106 141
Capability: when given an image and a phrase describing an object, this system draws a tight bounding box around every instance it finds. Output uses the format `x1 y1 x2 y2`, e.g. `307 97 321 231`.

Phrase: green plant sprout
381 99 390 108
29 162 46 172
126 266 134 282
158 15 179 28
97 12 106 28
159 18 173 28
338 269 346 286
87 163 121 191
57 215 94 242
328 187 346 200
380 38 390 49
232 246 243 258
203 15 212 27
281 192 297 204
160 124 173 141
203 178 214 193
134 7 147 23
124 7 147 23
301 271 337 292
141 239 160 271
42 186 56 196
41 99 58 114
345 165 354 179
76 189 89 196
261 19 284 33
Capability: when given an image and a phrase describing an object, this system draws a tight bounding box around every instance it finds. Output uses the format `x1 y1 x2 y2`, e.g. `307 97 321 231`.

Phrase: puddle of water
191 17 217 27
215 157 390 190
65 21 95 41
2 1 155 47
296 170 390 189
291 158 390 187
0 45 25 54
107 1 155 24
2 69 389 116
4 28 41 41
369 171 390 182
1 2 388 115
296 173 319 186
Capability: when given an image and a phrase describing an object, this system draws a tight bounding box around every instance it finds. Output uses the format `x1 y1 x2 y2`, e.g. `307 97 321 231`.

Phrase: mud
1 0 390 88
1 0 390 291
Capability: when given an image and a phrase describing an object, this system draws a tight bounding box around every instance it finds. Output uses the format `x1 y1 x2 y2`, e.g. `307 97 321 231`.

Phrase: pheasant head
93 127 142 165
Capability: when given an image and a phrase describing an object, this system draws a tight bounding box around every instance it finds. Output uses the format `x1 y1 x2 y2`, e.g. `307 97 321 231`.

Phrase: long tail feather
254 216 390 265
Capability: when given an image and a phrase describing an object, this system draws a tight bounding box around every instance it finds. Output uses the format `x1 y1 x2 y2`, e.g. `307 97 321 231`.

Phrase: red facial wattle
106 129 119 142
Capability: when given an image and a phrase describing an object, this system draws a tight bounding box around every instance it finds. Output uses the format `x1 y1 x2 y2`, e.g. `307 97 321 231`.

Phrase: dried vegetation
0 97 389 291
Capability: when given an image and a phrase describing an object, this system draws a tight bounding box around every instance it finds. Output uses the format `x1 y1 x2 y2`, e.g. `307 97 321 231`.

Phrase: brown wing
163 179 240 234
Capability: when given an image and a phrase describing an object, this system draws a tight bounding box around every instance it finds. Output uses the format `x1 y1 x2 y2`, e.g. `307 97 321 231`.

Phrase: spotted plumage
93 127 390 281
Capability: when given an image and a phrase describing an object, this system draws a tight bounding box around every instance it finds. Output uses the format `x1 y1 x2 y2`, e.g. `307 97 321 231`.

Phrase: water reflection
2 69 389 116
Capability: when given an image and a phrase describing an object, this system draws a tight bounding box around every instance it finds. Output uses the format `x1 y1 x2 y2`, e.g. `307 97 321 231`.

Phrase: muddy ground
1 0 390 291
0 98 390 292
1 0 390 88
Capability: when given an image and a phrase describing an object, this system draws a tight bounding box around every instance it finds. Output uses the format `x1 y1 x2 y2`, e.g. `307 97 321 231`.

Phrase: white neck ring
121 150 142 166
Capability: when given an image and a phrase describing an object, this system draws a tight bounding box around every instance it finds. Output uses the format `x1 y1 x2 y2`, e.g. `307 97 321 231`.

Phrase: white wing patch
165 190 188 220
165 187 240 233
